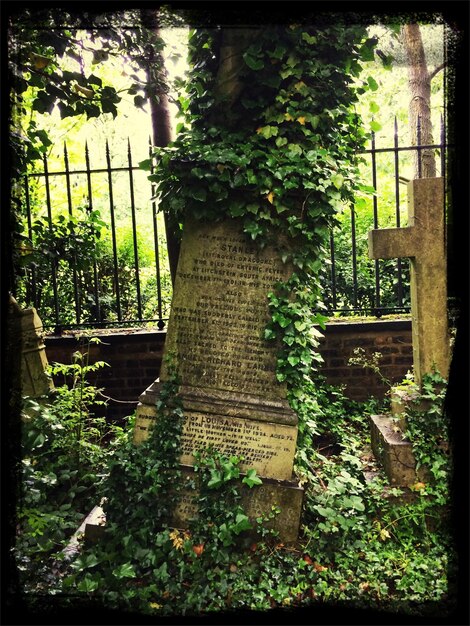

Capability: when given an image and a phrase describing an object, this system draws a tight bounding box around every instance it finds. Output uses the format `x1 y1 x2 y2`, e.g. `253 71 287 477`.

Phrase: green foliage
54 378 454 617
403 371 450 505
15 204 173 326
14 343 127 593
8 8 170 179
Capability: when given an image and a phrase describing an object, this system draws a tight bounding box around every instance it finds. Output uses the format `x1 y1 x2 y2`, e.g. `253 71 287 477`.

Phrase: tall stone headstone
134 217 303 540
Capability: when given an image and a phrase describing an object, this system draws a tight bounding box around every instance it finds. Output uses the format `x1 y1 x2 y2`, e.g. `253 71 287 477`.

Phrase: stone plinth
370 415 427 486
134 217 303 541
173 465 303 543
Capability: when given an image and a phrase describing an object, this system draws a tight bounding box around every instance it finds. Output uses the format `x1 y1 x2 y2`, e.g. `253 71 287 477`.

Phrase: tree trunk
401 24 436 178
214 28 259 106
140 9 181 285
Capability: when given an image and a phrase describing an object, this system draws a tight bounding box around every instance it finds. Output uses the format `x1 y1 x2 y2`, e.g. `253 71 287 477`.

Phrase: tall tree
401 23 443 178
140 8 181 284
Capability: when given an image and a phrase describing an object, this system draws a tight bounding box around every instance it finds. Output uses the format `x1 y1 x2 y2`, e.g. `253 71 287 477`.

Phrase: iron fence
322 114 449 317
18 138 171 332
15 116 450 331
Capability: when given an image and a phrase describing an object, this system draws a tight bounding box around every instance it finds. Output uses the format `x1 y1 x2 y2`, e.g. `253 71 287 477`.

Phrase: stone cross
368 177 450 387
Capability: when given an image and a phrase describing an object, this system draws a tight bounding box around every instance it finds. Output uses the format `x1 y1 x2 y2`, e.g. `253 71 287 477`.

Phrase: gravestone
8 295 54 398
368 178 450 486
134 217 303 541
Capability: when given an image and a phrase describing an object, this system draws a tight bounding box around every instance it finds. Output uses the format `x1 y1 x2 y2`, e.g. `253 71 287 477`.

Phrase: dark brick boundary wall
45 319 412 420
319 319 413 401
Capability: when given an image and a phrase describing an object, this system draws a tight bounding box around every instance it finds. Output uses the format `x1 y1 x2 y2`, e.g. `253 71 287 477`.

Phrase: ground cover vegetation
13 359 454 618
9 12 456 621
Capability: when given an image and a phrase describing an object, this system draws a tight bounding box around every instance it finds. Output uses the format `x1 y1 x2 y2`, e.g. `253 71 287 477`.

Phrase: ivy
146 22 378 480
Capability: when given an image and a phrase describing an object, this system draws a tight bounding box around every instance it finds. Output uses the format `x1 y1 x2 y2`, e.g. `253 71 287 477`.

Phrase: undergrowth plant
14 342 126 594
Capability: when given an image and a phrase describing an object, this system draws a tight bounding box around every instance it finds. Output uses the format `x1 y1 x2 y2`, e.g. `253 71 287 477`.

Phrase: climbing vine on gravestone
144 20 378 471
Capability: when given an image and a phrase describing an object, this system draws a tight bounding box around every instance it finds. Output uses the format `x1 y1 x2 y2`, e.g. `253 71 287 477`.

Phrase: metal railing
18 138 171 331
322 114 449 317
16 116 450 331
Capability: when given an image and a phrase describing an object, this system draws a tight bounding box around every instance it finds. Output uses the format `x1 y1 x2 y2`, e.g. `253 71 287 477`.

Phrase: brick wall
45 330 166 421
45 319 412 420
318 319 413 401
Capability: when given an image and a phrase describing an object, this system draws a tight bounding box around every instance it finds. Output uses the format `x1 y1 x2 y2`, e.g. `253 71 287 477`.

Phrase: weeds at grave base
12 350 456 619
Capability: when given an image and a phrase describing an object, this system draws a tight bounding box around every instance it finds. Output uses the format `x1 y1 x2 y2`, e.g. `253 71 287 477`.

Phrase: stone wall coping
44 329 167 346
321 318 411 334
44 319 412 345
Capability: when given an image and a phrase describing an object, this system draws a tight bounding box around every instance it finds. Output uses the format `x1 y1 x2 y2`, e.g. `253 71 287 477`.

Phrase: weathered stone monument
134 217 303 541
368 178 450 485
8 295 54 399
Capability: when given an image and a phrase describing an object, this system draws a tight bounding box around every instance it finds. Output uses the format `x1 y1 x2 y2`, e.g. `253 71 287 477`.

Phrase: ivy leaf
244 221 263 240
287 143 302 156
301 32 317 45
273 312 291 328
101 99 118 118
309 326 324 338
77 576 99 593
134 95 146 109
234 513 252 533
85 104 101 119
276 136 288 147
229 204 246 218
288 355 300 366
370 120 382 132
359 38 377 62
207 471 223 489
112 563 136 579
242 469 263 488
191 188 207 202
138 159 153 171
331 173 344 189
257 125 278 139
243 52 264 70
87 74 102 87
367 76 379 91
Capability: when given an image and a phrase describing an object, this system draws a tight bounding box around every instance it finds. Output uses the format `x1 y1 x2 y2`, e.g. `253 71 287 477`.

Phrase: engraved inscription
162 219 292 398
137 406 296 481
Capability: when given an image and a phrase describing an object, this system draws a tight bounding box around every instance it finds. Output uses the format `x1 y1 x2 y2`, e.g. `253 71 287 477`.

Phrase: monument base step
174 464 303 543
370 414 428 487
79 466 303 546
